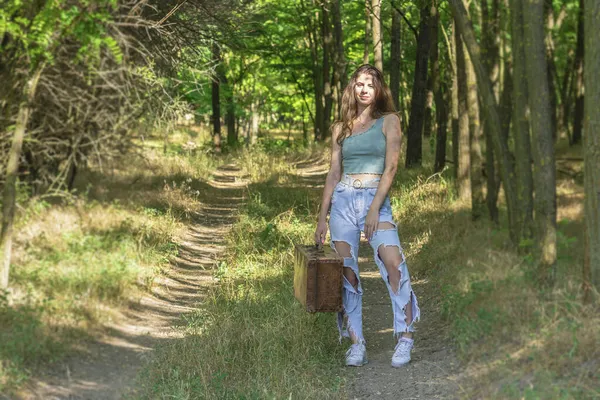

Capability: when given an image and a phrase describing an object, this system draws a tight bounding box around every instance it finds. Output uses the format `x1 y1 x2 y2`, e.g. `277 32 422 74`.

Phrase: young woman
314 64 420 367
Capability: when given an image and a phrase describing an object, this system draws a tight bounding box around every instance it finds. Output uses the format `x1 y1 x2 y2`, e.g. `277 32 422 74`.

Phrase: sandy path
13 164 248 400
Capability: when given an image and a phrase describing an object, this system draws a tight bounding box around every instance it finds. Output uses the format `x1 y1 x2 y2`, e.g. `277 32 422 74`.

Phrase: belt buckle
352 179 363 189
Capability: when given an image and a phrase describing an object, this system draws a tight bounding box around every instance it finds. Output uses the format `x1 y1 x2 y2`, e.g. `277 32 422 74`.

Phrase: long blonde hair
333 64 397 146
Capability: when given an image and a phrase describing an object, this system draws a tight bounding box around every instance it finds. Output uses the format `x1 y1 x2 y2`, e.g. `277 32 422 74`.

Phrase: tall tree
363 0 371 64
1 67 43 289
405 1 432 168
301 1 325 141
451 22 460 180
466 49 484 219
523 0 557 283
481 0 501 223
212 42 222 153
430 3 447 173
510 0 534 240
331 0 347 118
448 0 520 244
583 0 599 300
223 75 237 146
572 0 584 145
423 1 439 139
456 24 471 201
390 2 402 110
322 1 333 136
544 0 559 141
371 0 383 71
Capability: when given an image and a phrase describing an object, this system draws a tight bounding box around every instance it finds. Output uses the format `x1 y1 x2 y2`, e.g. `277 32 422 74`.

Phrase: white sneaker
345 343 368 367
391 337 413 367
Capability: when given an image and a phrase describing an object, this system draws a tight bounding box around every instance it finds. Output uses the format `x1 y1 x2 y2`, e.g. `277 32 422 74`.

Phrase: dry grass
391 143 597 399
0 132 216 393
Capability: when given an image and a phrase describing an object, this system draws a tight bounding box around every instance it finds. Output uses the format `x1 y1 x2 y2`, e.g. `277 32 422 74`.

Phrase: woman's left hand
364 207 379 242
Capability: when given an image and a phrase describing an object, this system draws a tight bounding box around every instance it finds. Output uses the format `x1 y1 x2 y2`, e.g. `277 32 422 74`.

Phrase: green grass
136 177 347 399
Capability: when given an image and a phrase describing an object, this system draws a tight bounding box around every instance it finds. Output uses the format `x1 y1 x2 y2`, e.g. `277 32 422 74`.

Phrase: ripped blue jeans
328 175 420 344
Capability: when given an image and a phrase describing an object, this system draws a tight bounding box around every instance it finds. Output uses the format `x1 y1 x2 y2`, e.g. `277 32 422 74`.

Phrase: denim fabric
329 175 420 343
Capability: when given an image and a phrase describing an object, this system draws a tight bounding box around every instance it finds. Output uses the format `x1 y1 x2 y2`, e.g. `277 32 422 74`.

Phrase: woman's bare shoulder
382 113 401 136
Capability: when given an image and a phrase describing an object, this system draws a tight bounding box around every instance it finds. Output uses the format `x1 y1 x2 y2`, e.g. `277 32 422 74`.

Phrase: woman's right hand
314 218 328 246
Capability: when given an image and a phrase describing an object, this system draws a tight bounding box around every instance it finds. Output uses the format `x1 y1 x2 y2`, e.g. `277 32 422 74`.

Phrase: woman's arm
317 124 343 224
315 124 343 245
364 113 401 240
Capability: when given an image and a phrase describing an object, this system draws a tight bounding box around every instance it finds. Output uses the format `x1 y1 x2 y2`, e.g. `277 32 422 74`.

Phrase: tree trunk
306 7 325 141
211 43 222 153
573 0 584 145
456 26 471 201
371 0 383 72
224 77 237 147
467 50 484 219
390 2 402 110
364 0 371 65
331 0 347 118
523 0 557 284
251 97 259 145
544 0 559 142
406 1 432 168
434 81 448 173
583 0 600 300
423 1 439 139
322 2 333 137
482 0 501 223
449 0 520 244
451 21 459 180
510 0 534 241
1 66 43 290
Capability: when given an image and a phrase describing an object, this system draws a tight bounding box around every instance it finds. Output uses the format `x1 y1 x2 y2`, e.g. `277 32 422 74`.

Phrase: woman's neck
356 105 372 120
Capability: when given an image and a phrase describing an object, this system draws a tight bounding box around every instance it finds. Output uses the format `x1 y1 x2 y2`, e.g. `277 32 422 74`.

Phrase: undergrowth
136 143 346 399
0 136 205 393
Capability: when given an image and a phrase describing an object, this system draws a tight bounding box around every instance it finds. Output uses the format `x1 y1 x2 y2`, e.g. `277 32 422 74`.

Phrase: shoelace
394 340 412 358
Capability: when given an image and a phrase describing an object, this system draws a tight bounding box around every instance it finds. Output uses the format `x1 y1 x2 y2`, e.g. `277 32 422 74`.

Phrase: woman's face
354 73 376 108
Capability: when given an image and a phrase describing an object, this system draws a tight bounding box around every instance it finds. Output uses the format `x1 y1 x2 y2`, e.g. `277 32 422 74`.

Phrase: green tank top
342 116 386 174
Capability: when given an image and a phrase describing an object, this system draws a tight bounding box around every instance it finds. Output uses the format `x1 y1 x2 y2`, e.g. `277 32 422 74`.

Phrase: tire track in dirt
14 164 248 400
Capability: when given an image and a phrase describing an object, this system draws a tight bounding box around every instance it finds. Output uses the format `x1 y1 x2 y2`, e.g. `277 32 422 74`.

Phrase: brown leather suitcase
293 243 343 312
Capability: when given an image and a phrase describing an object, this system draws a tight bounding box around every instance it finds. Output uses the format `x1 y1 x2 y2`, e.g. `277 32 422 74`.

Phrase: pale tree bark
456 26 471 201
523 0 557 284
406 1 432 168
583 0 600 301
1 66 43 290
544 0 559 141
364 0 371 65
573 0 584 145
451 22 459 180
211 42 222 153
467 50 484 219
448 0 520 244
371 0 383 72
390 1 402 110
510 0 534 241
250 97 259 145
